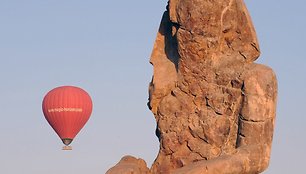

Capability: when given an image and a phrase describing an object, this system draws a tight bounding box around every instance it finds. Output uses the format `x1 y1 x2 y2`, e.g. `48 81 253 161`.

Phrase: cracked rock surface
107 0 277 173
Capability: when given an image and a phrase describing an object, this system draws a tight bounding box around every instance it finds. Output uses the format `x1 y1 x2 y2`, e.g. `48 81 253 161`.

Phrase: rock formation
106 0 277 173
106 156 150 174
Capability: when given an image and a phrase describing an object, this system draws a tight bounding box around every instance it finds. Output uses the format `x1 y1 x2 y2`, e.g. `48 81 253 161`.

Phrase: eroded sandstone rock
107 0 277 173
106 156 150 174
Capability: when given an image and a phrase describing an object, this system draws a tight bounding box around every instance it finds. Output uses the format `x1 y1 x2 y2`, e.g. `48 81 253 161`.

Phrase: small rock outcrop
107 0 277 173
106 156 150 174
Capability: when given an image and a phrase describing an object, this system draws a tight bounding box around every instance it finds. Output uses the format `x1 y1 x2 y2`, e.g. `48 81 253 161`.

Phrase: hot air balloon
42 86 93 150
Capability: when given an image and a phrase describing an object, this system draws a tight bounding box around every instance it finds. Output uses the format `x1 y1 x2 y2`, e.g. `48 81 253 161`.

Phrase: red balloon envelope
42 86 93 147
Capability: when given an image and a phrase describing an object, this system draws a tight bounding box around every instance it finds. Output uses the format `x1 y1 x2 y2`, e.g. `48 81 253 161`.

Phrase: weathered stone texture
106 0 277 173
106 156 150 174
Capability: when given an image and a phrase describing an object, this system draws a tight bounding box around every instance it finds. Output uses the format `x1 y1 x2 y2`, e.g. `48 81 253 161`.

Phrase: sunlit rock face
107 0 277 173
149 0 277 173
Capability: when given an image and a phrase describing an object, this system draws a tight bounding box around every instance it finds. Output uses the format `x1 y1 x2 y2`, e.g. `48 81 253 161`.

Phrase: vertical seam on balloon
50 89 60 139
82 91 90 134
63 86 69 138
73 87 79 139
56 88 63 139
79 89 86 137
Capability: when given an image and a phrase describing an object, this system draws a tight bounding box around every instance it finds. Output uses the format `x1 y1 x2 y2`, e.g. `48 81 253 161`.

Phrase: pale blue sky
0 0 305 173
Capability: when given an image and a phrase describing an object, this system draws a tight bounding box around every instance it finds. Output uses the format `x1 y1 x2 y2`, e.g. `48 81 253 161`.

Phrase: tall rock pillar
107 1 277 173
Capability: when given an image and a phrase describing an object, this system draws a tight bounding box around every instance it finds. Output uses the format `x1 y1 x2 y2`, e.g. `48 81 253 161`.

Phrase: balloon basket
62 146 72 150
